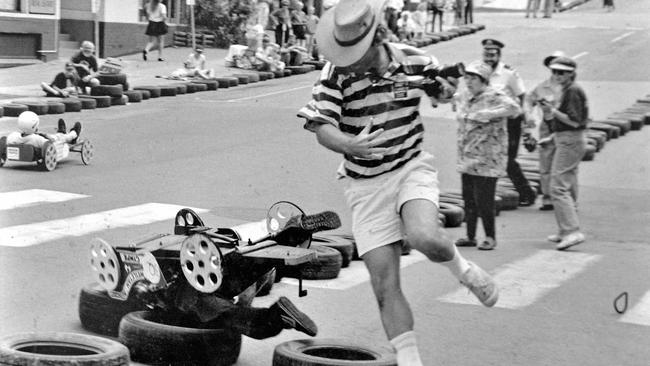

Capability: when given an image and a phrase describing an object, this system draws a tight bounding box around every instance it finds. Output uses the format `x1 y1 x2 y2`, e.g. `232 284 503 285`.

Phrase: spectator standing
411 2 428 40
396 11 416 41
41 62 80 98
454 0 466 26
271 0 292 46
523 51 565 211
454 61 521 250
305 5 320 59
385 0 404 35
464 0 473 24
526 0 540 17
299 0 499 364
541 57 588 250
481 39 537 207
70 41 100 94
143 0 168 61
429 0 445 32
290 1 308 48
542 0 553 17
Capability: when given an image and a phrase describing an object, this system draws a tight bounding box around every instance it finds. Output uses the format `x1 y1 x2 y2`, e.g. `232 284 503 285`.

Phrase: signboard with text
29 0 55 14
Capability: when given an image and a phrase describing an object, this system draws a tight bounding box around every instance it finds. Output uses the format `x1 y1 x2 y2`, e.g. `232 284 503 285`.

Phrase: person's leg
507 116 536 205
144 35 155 54
476 176 497 249
538 129 555 210
363 244 423 366
526 0 532 17
550 132 584 237
461 173 478 242
157 35 164 60
41 82 61 97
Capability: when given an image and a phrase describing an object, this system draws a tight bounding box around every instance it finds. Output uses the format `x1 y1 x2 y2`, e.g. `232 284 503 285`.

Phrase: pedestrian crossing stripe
0 189 89 211
620 291 650 327
0 203 208 247
438 250 602 309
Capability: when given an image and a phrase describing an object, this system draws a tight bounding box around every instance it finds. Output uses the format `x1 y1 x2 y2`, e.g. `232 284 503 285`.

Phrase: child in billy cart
6 112 82 149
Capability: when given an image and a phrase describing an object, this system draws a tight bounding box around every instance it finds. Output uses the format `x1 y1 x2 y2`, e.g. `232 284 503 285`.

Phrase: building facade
1 0 189 62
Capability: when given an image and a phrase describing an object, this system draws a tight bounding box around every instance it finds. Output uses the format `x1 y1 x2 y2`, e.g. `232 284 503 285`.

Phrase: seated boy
255 34 285 72
71 41 100 93
170 46 215 79
41 62 81 98
280 35 309 66
6 112 82 150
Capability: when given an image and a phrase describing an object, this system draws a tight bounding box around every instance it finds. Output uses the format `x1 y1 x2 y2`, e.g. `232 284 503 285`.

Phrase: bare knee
408 226 454 262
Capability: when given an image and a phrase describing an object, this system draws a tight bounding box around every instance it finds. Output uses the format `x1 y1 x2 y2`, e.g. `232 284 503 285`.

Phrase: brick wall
60 18 94 46
0 16 57 61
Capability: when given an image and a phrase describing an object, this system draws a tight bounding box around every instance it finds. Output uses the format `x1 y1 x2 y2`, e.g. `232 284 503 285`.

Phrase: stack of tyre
77 283 244 366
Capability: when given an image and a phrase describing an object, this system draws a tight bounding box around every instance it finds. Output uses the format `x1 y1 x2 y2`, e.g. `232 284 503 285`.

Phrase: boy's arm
312 122 388 160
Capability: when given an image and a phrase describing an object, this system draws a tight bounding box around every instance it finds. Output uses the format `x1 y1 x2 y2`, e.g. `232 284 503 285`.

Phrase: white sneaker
547 234 562 243
556 232 585 251
460 262 499 307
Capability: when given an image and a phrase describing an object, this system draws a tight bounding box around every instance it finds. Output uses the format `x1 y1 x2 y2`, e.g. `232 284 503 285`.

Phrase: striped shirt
298 43 441 179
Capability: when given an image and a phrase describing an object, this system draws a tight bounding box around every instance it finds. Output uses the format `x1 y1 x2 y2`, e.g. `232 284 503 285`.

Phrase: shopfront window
0 0 20 12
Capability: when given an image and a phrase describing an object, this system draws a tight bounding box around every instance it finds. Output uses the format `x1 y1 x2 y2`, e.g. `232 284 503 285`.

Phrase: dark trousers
507 115 534 200
461 174 497 240
191 293 284 340
431 8 443 32
464 0 474 23
386 7 399 34
275 24 290 46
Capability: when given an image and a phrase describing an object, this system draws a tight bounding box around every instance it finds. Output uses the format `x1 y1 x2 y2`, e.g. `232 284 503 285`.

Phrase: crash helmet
18 111 40 134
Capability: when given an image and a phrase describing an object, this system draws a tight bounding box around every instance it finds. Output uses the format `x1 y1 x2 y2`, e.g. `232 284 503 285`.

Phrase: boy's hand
345 121 388 160
435 76 458 100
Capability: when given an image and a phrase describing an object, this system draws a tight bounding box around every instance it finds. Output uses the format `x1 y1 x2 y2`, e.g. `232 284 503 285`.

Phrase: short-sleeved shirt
185 53 206 69
298 43 442 179
51 72 79 89
6 132 48 149
455 86 521 177
71 52 99 78
147 3 167 22
488 62 526 103
552 81 588 132
524 78 562 133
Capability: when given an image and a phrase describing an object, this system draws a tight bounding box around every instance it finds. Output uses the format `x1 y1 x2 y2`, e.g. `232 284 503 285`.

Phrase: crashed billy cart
79 201 341 366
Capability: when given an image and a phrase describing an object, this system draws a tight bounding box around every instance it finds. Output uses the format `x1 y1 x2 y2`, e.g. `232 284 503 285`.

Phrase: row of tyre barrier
403 23 486 49
0 65 321 119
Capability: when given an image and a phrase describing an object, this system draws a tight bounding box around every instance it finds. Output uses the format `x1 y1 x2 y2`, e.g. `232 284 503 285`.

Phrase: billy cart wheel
89 238 121 291
81 140 94 165
39 141 57 171
180 234 224 293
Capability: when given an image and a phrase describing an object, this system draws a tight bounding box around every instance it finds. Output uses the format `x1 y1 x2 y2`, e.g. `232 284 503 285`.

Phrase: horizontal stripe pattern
297 43 439 179
438 250 602 309
0 189 89 211
0 203 208 247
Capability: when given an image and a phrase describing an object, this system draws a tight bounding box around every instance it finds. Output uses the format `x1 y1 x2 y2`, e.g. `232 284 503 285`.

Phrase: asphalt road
1 1 649 365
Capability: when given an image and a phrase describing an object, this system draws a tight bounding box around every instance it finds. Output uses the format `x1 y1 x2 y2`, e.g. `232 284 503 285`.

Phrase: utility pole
188 0 196 50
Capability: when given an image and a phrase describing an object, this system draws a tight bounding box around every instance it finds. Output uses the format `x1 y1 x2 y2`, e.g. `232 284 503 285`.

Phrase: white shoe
547 234 562 243
556 232 585 251
460 262 499 307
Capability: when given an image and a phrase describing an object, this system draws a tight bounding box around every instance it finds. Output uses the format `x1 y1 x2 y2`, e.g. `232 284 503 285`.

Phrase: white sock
441 245 471 279
390 331 423 366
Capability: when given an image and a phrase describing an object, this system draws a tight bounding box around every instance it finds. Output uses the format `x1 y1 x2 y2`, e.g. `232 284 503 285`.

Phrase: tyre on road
273 338 396 366
0 332 130 366
78 283 147 337
119 310 242 366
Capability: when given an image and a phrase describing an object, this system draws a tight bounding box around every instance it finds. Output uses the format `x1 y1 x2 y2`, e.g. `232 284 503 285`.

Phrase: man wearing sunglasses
540 56 588 250
481 39 538 207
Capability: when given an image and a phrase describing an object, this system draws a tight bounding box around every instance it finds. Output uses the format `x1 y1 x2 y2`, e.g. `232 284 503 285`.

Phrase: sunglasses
552 69 571 75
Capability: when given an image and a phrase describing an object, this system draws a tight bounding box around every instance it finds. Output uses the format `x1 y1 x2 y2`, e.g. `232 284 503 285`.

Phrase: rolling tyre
81 140 94 165
78 283 147 337
118 310 242 366
39 141 57 171
0 332 130 366
273 339 396 366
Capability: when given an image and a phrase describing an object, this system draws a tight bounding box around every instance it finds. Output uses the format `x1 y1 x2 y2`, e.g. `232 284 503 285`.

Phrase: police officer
481 39 537 206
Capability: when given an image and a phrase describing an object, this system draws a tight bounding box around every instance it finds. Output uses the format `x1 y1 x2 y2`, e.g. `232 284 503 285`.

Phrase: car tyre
78 283 147 337
273 338 396 366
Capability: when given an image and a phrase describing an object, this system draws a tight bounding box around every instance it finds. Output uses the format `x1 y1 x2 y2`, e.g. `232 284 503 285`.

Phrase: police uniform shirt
488 61 526 103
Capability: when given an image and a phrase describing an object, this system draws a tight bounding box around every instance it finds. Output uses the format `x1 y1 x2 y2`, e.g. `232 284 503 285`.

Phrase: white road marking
620 291 650 327
0 203 207 247
281 250 428 290
572 52 589 60
224 85 313 102
611 31 635 43
0 189 89 211
438 250 602 309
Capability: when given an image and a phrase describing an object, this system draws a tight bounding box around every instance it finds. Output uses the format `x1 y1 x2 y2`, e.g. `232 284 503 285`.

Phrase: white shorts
342 152 440 257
